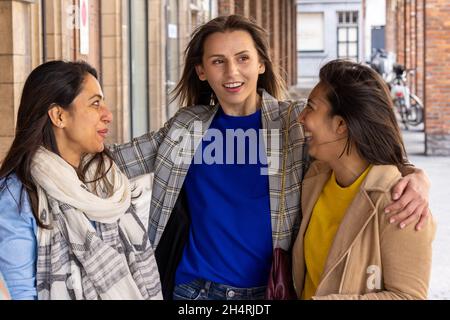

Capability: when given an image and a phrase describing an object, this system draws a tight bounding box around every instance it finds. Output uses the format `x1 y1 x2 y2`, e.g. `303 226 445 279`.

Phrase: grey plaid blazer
111 90 308 251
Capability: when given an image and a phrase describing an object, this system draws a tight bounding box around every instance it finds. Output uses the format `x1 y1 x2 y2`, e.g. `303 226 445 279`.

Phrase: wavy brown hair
0 60 114 227
318 59 408 167
171 14 286 106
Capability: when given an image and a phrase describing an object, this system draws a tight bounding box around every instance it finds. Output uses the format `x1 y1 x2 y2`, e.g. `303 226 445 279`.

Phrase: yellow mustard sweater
302 166 372 300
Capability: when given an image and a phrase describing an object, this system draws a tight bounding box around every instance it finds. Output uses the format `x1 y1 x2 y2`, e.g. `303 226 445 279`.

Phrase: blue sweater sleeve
0 176 38 300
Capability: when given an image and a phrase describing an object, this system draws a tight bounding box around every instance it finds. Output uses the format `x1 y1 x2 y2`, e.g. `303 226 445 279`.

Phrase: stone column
44 0 76 61
385 0 396 54
100 0 126 143
424 0 450 155
148 0 166 129
0 0 36 160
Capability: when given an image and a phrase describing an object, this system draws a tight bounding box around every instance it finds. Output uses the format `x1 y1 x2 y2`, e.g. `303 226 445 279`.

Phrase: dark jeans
173 278 267 300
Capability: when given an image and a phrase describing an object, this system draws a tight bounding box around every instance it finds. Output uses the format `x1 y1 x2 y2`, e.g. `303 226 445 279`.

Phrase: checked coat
110 90 308 252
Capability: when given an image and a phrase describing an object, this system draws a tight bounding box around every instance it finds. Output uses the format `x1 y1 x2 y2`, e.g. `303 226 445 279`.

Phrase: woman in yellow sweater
292 60 435 300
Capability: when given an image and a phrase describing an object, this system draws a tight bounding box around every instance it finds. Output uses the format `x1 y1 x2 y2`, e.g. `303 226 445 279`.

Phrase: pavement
402 125 450 300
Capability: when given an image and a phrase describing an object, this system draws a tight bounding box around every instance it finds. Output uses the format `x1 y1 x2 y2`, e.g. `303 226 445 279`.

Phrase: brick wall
416 0 425 101
386 0 450 155
424 0 450 155
396 0 406 65
0 0 39 162
100 0 127 143
385 0 397 53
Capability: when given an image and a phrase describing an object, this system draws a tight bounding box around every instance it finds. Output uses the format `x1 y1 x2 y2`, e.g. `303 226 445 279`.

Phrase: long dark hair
171 14 287 106
0 60 113 227
319 59 408 167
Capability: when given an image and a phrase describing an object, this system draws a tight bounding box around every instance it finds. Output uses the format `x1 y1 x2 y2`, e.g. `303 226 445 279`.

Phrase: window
297 12 324 52
129 0 150 138
337 11 359 61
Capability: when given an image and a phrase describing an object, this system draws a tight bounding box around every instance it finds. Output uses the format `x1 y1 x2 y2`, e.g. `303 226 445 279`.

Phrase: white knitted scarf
31 147 162 300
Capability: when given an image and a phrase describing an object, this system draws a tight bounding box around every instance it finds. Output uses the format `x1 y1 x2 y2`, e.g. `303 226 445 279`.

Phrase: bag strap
275 101 296 238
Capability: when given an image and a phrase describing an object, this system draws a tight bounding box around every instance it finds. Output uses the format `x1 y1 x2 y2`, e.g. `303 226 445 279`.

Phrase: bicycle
389 64 424 130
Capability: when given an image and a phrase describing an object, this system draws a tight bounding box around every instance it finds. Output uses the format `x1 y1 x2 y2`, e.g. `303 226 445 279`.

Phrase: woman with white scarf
0 61 162 300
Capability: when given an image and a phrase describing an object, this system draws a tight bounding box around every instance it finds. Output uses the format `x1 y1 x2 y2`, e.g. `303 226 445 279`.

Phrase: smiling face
299 83 347 162
52 73 112 166
195 30 266 113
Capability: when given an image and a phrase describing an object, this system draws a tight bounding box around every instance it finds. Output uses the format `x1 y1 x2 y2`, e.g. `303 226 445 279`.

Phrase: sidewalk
402 126 450 300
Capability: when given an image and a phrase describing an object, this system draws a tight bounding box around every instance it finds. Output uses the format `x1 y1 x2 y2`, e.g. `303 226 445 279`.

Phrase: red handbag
265 102 298 300
265 247 298 300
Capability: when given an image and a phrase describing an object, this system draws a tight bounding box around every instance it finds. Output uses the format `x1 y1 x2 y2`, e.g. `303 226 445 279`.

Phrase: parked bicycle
389 64 424 129
369 51 424 130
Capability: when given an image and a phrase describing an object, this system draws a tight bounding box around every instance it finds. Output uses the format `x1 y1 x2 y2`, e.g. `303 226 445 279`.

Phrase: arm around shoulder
109 111 179 179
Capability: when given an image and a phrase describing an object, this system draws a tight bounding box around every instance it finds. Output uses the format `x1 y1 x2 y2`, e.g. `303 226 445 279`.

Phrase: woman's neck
328 153 370 188
54 131 82 168
60 151 81 168
219 92 262 116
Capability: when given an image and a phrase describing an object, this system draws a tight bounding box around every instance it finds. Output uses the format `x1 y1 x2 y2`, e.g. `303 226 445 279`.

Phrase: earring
209 92 216 107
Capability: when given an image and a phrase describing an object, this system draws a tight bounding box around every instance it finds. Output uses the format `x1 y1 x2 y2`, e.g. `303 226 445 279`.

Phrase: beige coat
292 161 436 300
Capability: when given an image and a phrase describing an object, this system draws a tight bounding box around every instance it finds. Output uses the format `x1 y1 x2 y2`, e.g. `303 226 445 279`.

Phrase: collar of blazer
260 89 281 123
298 161 401 292
183 89 280 128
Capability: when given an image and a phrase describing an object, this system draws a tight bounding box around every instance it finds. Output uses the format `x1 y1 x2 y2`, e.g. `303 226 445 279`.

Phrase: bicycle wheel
397 100 409 130
407 94 424 126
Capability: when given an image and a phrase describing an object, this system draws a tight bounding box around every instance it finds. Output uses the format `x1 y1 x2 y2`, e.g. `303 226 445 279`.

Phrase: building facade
0 0 297 161
296 0 364 88
385 0 450 156
363 0 387 59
